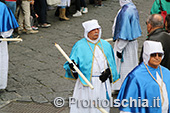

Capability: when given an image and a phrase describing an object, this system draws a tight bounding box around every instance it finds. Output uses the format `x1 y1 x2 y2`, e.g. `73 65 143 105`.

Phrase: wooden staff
104 38 113 42
55 43 94 90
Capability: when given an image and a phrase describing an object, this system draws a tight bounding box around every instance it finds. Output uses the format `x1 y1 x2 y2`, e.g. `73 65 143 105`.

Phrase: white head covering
119 0 132 7
143 41 164 64
82 19 102 44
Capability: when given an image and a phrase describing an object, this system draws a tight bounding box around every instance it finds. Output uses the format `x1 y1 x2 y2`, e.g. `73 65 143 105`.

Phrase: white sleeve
116 39 129 53
0 29 13 38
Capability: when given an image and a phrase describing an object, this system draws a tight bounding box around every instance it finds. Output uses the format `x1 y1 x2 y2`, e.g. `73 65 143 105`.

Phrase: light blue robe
117 62 170 113
64 38 119 86
113 3 141 41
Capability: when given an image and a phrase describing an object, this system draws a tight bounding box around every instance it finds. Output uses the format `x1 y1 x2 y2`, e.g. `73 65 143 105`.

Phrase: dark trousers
34 0 47 24
75 0 87 11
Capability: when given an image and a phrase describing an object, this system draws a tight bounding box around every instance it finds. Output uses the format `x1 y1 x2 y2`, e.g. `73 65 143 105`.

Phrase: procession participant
0 1 19 89
64 19 119 113
117 40 170 113
111 0 142 91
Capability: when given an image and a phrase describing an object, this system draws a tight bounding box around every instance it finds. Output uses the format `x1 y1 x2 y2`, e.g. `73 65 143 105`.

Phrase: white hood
143 40 164 64
82 19 102 44
119 0 132 7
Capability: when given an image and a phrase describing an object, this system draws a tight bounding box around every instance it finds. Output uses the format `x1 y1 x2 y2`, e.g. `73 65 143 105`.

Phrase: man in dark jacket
140 14 170 70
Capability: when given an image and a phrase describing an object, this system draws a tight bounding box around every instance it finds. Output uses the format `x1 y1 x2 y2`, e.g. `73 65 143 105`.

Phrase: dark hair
166 0 170 2
165 14 170 30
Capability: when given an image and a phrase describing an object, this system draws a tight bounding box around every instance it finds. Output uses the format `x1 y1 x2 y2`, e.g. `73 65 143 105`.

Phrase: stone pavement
0 0 153 112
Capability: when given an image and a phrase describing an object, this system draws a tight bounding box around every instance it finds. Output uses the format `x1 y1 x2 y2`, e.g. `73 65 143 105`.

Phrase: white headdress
82 19 102 43
143 41 164 64
119 0 132 7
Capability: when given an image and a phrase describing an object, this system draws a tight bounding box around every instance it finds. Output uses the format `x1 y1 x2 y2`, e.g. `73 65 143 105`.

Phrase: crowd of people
0 0 105 35
1 0 170 112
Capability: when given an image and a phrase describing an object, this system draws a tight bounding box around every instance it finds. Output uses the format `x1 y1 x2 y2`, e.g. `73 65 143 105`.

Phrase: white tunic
0 29 13 89
112 39 138 90
111 5 138 91
70 45 112 113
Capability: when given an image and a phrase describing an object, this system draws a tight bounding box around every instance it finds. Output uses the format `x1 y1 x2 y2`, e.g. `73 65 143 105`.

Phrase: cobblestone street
0 0 153 112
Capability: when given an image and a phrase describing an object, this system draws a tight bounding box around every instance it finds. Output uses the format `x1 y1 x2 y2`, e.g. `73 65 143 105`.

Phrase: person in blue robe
113 0 141 41
64 19 119 113
117 40 170 113
112 0 142 92
0 1 19 89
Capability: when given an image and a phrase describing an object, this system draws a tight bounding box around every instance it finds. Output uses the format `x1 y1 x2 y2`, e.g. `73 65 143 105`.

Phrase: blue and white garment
118 63 170 113
64 19 119 113
113 2 141 41
64 38 119 85
0 2 19 89
112 0 141 91
118 41 169 113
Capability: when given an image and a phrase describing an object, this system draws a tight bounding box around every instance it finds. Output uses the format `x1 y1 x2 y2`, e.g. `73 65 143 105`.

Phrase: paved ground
0 0 153 112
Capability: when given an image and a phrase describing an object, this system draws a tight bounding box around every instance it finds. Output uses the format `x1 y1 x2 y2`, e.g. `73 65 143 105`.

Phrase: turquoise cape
117 62 170 113
113 3 142 41
64 38 119 86
0 2 19 33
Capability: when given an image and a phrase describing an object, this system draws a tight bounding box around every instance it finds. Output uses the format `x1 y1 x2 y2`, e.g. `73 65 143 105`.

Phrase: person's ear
147 23 152 33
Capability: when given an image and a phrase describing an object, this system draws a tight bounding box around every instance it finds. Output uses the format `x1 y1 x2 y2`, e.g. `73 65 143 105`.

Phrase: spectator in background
165 14 170 33
57 0 70 21
5 0 17 14
151 0 170 14
34 0 51 28
72 0 88 17
18 0 38 34
30 0 39 30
